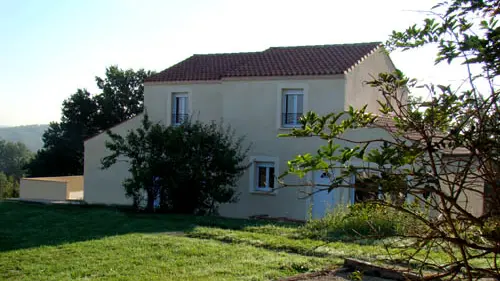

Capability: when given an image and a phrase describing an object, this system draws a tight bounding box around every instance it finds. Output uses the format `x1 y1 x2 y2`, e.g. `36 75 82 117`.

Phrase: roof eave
144 80 223 85
220 74 345 81
144 74 346 84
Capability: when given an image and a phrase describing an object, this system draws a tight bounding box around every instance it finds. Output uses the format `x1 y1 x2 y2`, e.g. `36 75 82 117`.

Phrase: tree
94 66 150 129
0 139 30 198
0 172 19 198
101 115 250 214
26 66 154 177
0 139 33 179
281 0 499 279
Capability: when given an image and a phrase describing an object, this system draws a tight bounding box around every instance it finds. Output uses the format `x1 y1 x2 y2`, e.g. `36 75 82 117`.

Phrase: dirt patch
279 258 423 281
309 272 392 281
249 214 306 223
342 258 420 281
278 268 393 281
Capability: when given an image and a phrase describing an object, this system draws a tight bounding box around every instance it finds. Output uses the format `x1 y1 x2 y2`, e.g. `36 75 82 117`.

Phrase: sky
0 0 470 126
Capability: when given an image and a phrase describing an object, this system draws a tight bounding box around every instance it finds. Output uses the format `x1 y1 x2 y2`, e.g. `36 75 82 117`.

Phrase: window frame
281 89 304 127
171 92 189 125
255 162 275 191
276 83 308 129
249 156 279 194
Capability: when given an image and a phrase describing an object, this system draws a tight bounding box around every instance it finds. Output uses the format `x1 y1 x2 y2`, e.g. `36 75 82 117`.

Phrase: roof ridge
191 50 263 56
265 42 382 51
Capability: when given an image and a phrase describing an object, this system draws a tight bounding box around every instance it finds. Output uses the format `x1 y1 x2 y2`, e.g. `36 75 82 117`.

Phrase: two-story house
83 42 400 220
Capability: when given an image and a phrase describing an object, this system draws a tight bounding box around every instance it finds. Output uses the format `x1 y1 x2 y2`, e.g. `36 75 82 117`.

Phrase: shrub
101 115 250 215
0 172 19 198
300 202 418 241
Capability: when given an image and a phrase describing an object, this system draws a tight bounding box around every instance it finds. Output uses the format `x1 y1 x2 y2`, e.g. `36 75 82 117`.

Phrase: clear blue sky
0 0 466 126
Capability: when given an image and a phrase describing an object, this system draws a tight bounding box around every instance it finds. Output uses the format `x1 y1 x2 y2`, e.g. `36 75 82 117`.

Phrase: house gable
344 49 399 113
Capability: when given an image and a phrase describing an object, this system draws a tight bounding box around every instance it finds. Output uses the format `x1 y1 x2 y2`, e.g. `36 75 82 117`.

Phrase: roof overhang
144 74 345 86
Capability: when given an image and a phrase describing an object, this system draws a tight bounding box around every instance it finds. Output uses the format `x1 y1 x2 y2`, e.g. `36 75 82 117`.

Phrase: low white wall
20 179 68 201
68 191 84 200
62 176 84 200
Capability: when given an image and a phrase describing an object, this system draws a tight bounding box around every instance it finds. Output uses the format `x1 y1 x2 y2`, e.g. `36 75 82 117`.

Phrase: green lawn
0 201 441 280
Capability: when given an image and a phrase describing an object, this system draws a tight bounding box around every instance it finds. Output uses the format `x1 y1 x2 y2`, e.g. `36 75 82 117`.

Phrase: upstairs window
282 89 303 127
172 93 188 125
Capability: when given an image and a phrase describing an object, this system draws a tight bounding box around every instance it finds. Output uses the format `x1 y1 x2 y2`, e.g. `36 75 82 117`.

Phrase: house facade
83 42 400 220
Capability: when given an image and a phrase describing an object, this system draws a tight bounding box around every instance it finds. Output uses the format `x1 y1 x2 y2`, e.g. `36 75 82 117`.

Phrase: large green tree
282 0 499 279
0 139 32 198
26 66 154 177
94 67 149 129
0 139 33 179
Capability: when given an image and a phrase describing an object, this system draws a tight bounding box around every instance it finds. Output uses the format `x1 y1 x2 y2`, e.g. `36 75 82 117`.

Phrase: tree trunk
146 189 155 212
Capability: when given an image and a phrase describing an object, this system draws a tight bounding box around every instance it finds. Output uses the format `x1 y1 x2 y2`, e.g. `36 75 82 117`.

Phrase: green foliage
347 270 364 281
388 0 500 75
0 172 19 198
101 115 250 214
280 1 499 279
299 203 418 241
26 66 154 177
0 139 31 198
94 67 150 129
0 139 33 179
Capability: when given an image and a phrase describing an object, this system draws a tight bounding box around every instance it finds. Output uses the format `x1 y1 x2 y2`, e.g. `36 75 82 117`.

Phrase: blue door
312 170 354 219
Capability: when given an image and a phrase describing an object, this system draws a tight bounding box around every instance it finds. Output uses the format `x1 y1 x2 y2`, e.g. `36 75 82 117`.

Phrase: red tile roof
146 42 381 82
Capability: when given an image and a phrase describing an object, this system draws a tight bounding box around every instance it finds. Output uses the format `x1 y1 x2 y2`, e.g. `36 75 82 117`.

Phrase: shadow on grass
187 231 333 258
0 201 295 252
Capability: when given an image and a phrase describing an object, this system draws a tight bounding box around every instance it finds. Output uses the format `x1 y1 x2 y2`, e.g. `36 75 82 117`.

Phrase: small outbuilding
19 176 83 201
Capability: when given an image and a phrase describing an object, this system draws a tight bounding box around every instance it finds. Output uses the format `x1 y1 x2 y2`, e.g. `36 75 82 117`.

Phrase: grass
188 227 388 260
0 200 481 280
0 201 330 281
0 201 294 252
2 233 331 281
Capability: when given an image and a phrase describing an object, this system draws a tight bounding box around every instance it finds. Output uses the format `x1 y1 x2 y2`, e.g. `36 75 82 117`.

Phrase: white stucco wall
345 49 397 113
83 114 144 205
141 77 345 220
439 156 485 217
144 83 223 126
217 77 345 220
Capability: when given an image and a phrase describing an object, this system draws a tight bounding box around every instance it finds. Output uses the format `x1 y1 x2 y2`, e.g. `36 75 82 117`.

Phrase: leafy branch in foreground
280 0 499 279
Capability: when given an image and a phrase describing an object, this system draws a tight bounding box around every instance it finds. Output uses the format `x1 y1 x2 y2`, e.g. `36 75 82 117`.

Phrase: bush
300 202 418 241
102 115 250 215
0 172 19 198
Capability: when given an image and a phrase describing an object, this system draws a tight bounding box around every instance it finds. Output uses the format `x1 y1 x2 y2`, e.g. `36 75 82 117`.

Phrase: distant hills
0 125 49 152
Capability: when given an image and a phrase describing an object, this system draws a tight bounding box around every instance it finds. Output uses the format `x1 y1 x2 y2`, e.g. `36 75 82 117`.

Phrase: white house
83 42 403 220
